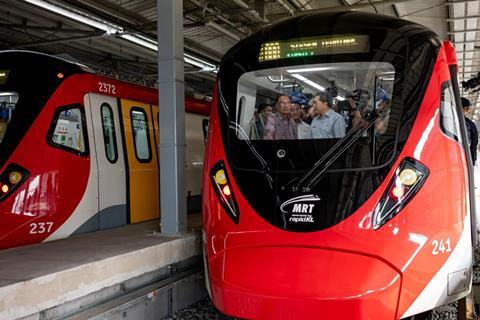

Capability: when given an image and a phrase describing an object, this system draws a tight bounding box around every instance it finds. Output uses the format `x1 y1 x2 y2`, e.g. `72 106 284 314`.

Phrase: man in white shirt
290 102 311 139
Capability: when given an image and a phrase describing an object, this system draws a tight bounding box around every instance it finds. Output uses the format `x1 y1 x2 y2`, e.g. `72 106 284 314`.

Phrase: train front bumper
207 246 401 320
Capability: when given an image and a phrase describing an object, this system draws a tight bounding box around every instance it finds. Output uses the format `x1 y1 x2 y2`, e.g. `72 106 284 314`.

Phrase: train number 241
29 222 54 234
432 238 452 255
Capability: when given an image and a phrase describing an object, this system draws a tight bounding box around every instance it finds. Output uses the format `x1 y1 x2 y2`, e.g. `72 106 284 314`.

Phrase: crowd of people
249 89 391 141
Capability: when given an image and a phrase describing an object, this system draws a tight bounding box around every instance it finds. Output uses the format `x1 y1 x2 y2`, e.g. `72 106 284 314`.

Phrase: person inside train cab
374 91 391 135
250 103 272 139
461 97 478 165
263 94 297 140
310 91 346 139
290 102 311 139
346 89 371 132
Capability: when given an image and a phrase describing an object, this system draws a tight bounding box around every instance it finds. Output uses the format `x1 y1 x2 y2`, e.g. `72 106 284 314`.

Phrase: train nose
209 246 401 320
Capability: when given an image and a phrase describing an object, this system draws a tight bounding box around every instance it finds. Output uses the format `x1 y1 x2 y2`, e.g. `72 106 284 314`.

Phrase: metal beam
456 50 479 53
254 0 266 19
267 0 419 20
445 0 480 4
188 0 249 36
158 0 187 235
448 28 480 33
62 0 144 26
205 21 241 42
447 15 480 21
303 0 418 13
0 23 97 34
184 38 222 62
15 32 107 48
276 0 295 16
231 0 268 23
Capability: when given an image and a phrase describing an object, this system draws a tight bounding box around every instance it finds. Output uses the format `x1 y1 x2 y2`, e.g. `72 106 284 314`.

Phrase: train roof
0 50 211 115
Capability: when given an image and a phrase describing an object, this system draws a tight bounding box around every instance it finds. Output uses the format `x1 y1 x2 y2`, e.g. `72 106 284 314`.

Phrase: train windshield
229 61 396 173
0 51 83 167
236 62 394 167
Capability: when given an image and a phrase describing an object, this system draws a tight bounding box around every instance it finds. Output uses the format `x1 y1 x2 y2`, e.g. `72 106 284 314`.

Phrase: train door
119 99 159 223
185 113 206 213
87 93 127 229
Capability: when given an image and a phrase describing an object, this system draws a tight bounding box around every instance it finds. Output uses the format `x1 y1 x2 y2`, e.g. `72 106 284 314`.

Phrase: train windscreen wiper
291 114 379 193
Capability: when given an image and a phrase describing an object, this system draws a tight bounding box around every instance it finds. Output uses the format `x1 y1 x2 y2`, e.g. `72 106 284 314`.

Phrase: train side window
101 103 118 163
130 108 151 163
0 91 18 143
47 105 89 156
440 82 463 144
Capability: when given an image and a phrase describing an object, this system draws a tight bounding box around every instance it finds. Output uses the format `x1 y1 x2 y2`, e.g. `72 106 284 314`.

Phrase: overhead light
184 53 217 72
291 74 325 92
287 67 330 73
121 34 158 51
23 0 218 72
24 0 121 34
336 95 346 101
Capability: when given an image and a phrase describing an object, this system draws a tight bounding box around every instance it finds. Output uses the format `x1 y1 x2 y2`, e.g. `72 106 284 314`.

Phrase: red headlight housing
210 160 239 224
373 157 429 229
0 163 30 202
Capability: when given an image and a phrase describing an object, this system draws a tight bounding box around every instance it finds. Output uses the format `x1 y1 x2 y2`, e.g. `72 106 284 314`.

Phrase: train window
235 62 394 141
101 103 118 163
440 82 463 144
130 108 151 162
47 105 88 156
0 91 18 143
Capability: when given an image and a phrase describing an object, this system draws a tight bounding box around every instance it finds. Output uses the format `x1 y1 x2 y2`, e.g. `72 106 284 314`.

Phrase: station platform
0 214 205 320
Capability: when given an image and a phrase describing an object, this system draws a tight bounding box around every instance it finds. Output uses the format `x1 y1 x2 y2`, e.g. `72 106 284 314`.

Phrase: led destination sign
258 35 370 62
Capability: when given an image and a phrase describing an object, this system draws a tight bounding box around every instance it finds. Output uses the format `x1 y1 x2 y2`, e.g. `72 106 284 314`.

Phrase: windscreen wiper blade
289 120 360 192
292 114 379 193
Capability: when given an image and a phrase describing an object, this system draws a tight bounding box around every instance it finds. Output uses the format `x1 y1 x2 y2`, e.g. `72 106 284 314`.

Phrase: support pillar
157 0 186 234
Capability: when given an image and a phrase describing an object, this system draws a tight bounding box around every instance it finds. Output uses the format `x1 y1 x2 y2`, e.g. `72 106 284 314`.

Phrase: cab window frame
46 104 89 157
439 80 464 145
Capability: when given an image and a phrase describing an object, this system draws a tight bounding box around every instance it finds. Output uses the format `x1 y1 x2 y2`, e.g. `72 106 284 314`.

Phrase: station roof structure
0 0 478 117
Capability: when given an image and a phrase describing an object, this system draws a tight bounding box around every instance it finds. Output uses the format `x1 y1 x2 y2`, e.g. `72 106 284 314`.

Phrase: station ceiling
0 0 479 118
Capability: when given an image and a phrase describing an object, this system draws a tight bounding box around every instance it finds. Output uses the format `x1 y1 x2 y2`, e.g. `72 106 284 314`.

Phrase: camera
462 72 480 91
337 99 351 111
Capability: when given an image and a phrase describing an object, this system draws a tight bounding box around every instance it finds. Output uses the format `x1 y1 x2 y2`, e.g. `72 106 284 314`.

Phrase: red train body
203 12 475 319
0 51 209 249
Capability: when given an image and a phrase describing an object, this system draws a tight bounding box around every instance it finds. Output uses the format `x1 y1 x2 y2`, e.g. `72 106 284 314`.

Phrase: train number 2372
98 82 116 94
29 222 54 234
432 238 452 255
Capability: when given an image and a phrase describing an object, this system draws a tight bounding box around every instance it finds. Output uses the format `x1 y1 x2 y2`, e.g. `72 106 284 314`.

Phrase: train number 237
98 82 116 94
432 238 452 255
29 222 54 234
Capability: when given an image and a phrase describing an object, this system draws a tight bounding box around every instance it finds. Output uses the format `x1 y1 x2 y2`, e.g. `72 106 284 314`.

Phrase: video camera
337 89 371 112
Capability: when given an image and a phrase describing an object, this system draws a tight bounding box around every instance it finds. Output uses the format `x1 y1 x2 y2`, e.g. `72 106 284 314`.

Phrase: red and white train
203 11 476 319
0 50 209 250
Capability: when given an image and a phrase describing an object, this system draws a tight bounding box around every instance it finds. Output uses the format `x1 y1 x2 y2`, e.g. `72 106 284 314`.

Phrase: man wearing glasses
310 92 346 139
264 94 297 140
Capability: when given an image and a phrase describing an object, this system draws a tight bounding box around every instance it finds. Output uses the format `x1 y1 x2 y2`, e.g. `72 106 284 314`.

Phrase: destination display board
258 35 370 62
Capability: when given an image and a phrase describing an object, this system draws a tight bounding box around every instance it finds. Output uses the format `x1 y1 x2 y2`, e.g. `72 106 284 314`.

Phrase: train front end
203 12 473 320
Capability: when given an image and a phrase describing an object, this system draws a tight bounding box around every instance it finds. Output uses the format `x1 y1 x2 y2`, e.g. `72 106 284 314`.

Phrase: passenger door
120 99 159 223
185 113 207 213
87 93 127 228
